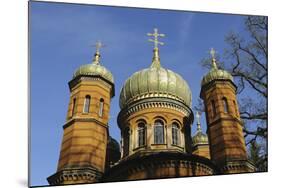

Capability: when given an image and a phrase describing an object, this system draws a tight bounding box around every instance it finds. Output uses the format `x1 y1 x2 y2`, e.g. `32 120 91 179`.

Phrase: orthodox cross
94 41 105 54
210 48 217 60
209 47 218 69
147 28 165 49
196 111 202 132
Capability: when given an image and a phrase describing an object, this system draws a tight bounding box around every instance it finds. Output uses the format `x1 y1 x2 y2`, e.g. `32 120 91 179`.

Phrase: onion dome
107 136 121 165
192 112 208 145
201 48 233 86
73 42 114 84
119 47 191 109
107 136 120 152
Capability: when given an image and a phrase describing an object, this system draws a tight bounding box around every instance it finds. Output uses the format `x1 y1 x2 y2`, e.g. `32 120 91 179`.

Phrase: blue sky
30 1 248 186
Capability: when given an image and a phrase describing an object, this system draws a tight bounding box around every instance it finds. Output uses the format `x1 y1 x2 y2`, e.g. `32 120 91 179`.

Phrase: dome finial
92 41 105 65
147 28 165 68
210 48 218 69
196 111 202 132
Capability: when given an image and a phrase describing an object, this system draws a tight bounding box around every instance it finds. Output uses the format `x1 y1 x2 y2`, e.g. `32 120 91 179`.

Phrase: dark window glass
138 122 146 147
154 120 164 144
172 123 180 145
71 98 76 117
83 95 91 113
222 98 229 113
211 100 216 117
99 98 104 117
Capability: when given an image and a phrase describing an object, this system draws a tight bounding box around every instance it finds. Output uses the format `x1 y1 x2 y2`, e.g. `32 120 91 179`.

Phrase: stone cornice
117 97 194 129
220 160 255 173
102 152 218 181
47 166 103 185
68 75 115 98
200 79 237 99
63 117 108 129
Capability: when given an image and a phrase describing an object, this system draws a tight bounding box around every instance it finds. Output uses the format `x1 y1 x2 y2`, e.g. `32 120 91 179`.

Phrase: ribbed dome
201 59 233 86
119 49 191 109
192 131 209 145
73 53 114 84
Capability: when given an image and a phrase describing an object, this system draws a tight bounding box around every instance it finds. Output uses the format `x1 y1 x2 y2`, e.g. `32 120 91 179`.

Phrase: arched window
233 100 238 116
222 97 229 113
211 100 216 117
83 95 91 113
123 127 130 156
172 122 180 146
138 122 146 147
71 98 76 117
154 120 164 144
99 98 104 117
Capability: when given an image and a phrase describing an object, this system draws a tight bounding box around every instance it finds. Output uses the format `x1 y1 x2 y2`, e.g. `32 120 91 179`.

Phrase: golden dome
192 112 208 145
192 131 209 145
73 52 114 84
201 58 233 86
119 48 191 109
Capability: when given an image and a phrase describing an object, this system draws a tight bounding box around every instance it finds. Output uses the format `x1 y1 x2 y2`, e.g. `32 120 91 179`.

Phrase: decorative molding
47 166 103 185
220 160 255 173
117 97 193 129
68 75 115 97
63 117 108 129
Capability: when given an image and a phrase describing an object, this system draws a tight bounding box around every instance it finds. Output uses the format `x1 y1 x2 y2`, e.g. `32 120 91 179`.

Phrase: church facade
47 29 255 186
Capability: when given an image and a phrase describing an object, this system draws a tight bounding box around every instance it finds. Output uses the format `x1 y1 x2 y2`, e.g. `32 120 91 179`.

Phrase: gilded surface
119 66 191 109
73 63 114 84
201 67 233 86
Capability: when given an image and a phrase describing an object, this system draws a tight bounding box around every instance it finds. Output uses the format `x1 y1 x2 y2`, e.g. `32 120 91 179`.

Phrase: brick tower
200 48 254 174
47 42 115 185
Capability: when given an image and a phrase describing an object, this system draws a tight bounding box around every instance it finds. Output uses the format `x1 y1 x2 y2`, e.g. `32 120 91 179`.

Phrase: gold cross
210 48 216 59
92 40 105 54
147 28 165 49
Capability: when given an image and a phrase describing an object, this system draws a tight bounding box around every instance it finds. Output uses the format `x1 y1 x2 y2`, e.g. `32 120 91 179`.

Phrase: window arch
222 97 229 113
137 122 146 147
211 100 216 117
154 120 164 144
172 122 180 146
83 95 91 113
71 98 76 117
123 127 130 156
233 100 238 116
99 98 104 117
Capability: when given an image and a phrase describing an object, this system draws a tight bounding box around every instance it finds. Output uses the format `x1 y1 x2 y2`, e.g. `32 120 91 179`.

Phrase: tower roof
73 41 114 84
119 28 192 109
201 48 233 86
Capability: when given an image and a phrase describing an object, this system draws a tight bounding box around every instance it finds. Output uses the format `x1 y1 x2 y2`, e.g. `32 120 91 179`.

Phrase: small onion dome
107 136 121 164
119 48 191 109
107 136 120 152
192 111 208 146
73 52 114 84
192 131 209 145
201 58 233 87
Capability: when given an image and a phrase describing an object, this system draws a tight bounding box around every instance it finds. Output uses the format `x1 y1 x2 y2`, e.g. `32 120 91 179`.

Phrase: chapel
47 28 255 185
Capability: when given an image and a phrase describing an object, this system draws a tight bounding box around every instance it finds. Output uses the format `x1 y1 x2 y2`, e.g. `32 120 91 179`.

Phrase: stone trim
117 98 193 129
220 160 255 173
63 117 108 129
47 166 103 185
200 79 237 98
68 75 115 97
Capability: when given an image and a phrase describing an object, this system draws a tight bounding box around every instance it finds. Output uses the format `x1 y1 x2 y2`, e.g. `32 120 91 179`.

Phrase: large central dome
119 48 191 109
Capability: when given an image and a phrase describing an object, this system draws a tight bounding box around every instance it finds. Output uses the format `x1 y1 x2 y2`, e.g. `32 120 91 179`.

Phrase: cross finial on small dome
91 40 105 64
196 111 202 132
147 28 165 68
209 48 218 69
